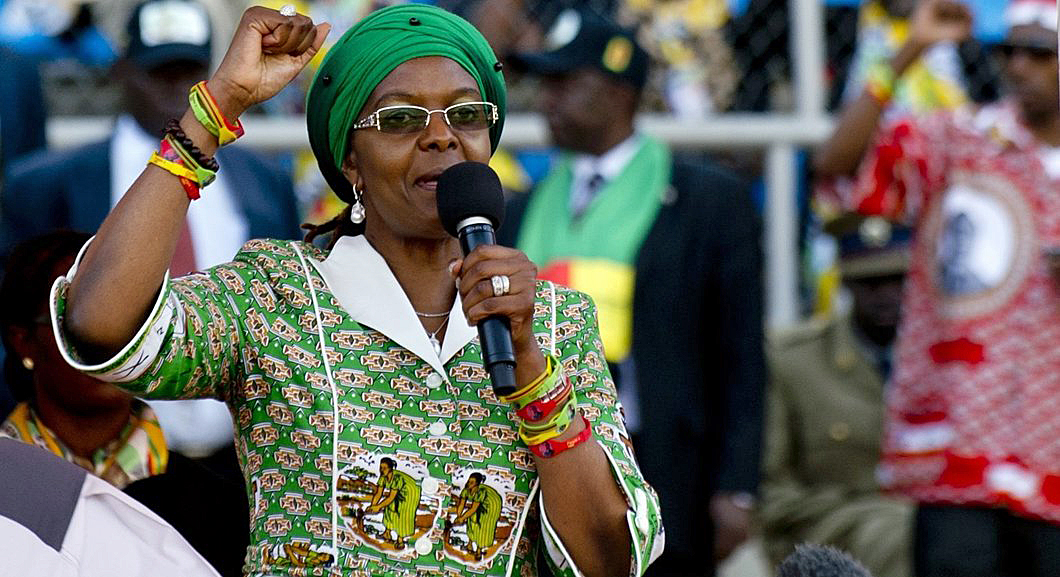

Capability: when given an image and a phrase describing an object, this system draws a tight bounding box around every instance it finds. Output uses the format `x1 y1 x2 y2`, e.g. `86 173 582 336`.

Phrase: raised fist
206 6 331 119
909 0 973 48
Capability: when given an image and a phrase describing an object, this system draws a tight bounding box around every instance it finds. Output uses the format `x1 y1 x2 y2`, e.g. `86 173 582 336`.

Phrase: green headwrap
306 4 507 203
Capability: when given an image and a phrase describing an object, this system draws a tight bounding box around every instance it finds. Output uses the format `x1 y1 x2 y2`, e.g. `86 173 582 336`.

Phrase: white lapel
310 235 478 381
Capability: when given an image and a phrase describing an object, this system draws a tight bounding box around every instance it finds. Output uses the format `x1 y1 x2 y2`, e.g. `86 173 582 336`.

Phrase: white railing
45 0 829 330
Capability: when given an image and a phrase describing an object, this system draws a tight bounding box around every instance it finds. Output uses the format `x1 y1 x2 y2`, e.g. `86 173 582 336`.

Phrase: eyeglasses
352 101 499 134
997 42 1058 61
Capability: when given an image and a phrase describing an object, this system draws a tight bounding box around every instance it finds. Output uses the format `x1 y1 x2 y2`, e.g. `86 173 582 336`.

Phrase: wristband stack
500 355 592 458
147 81 243 200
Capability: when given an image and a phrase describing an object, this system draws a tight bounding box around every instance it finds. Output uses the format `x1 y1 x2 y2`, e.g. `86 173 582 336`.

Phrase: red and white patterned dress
822 101 1060 522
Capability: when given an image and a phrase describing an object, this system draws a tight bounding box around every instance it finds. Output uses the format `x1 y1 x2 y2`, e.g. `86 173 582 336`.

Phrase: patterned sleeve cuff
48 236 175 383
538 435 665 577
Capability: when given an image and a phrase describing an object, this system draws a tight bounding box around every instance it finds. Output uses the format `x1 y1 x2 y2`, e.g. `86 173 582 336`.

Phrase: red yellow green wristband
519 401 577 445
515 372 572 422
150 141 201 200
865 61 895 107
163 133 216 188
529 416 592 458
189 81 244 146
500 355 558 410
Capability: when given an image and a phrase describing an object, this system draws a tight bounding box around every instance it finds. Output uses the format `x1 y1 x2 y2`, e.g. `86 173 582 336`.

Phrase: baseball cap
824 214 912 280
125 0 212 70
509 8 648 90
1004 0 1058 31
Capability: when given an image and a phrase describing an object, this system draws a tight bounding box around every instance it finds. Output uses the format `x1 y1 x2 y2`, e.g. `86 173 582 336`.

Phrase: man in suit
0 45 47 178
760 214 914 577
0 44 48 418
503 10 765 575
0 0 300 467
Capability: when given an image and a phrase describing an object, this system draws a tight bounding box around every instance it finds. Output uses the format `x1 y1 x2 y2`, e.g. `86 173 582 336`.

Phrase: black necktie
573 172 604 219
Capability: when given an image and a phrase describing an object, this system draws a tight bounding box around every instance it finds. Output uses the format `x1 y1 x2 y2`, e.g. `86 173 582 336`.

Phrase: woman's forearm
65 107 222 360
534 417 632 577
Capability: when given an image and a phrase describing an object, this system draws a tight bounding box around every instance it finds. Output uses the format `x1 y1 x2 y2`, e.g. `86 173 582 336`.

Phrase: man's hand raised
909 0 973 51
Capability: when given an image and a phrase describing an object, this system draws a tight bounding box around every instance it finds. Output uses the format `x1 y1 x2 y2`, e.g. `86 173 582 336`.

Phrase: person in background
504 9 765 575
1 0 300 475
813 0 1060 574
776 544 874 577
0 42 48 419
760 214 914 577
0 230 248 577
617 0 740 115
0 44 47 177
0 437 221 577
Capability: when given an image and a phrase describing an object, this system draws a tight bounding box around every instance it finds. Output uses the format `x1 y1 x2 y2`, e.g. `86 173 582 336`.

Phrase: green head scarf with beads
306 4 507 204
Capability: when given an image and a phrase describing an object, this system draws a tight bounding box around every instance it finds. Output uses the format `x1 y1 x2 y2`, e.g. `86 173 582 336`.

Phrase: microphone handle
459 223 517 396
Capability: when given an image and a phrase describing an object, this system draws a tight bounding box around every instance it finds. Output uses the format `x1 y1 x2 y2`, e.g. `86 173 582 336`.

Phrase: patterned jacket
51 235 663 577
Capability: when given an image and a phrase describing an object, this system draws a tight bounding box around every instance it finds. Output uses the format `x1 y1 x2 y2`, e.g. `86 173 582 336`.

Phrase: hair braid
301 204 365 250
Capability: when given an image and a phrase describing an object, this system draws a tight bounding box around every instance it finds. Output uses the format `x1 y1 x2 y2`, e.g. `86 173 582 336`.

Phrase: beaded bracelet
163 133 216 187
158 136 203 199
529 416 592 458
189 81 244 146
164 119 219 172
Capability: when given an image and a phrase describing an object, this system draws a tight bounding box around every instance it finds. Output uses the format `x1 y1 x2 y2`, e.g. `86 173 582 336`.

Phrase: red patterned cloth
823 101 1060 522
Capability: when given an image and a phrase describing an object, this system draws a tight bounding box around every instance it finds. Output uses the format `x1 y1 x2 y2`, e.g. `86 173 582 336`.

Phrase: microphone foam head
777 544 873 577
436 161 505 237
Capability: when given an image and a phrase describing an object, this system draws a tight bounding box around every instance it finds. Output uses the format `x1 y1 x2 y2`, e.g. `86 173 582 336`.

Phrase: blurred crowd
0 0 1058 576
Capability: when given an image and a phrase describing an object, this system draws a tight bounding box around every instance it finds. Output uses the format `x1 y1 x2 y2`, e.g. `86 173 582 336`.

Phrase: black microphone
436 161 517 397
777 544 874 577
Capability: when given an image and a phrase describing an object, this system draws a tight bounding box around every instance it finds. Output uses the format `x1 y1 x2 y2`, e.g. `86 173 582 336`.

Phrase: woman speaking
51 4 662 576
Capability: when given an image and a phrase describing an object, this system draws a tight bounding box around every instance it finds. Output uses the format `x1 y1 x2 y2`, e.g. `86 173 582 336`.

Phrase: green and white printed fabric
50 236 664 577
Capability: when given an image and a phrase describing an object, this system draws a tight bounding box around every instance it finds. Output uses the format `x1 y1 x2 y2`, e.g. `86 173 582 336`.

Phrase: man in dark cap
500 9 766 576
761 214 914 577
0 0 300 471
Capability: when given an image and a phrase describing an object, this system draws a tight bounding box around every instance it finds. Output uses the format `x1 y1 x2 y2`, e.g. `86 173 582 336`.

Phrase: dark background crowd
1 0 1057 576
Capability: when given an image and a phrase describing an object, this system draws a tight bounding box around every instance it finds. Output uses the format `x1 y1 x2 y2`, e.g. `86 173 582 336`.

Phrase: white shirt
569 133 642 217
313 235 479 381
0 464 219 577
110 114 248 269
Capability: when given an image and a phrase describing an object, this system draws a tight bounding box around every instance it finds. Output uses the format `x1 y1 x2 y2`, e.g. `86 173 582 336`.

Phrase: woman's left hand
451 245 546 386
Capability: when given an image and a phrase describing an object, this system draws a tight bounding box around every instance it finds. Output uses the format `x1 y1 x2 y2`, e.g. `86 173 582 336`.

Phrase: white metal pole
765 143 800 329
792 0 827 117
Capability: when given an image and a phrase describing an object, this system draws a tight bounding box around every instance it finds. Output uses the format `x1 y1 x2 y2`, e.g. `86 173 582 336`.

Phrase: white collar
311 235 477 381
572 133 642 183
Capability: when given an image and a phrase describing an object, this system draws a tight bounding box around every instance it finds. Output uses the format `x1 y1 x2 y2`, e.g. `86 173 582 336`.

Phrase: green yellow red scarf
1 400 168 489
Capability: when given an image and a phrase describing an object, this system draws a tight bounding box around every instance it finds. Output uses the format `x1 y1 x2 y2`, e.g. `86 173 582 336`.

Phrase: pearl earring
350 186 365 224
21 357 34 371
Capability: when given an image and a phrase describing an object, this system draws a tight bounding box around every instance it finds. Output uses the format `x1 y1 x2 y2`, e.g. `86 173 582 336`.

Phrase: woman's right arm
811 0 972 178
65 7 329 361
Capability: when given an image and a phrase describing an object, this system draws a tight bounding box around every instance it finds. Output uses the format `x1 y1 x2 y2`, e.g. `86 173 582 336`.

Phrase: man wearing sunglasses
813 0 1060 575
